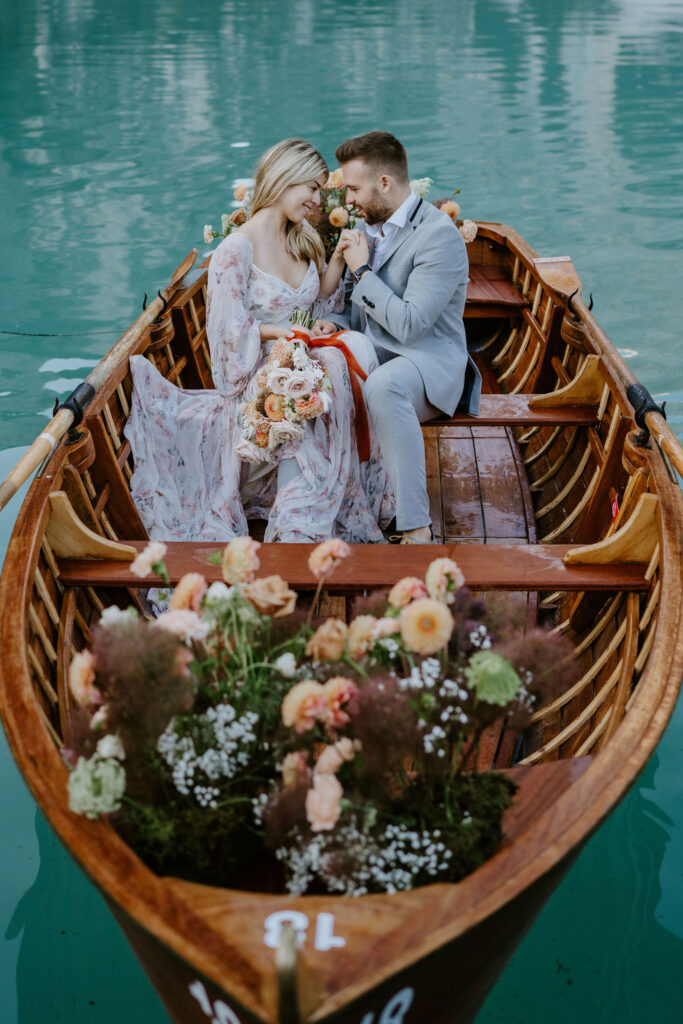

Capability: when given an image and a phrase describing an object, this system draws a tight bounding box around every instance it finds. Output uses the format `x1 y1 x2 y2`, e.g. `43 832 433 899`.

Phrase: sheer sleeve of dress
206 233 263 397
311 268 346 321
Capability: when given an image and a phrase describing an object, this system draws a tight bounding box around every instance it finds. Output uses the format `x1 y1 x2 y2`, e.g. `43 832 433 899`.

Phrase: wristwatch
351 263 372 283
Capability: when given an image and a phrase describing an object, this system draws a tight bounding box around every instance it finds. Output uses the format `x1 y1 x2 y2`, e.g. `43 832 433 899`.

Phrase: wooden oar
0 249 198 512
574 295 683 479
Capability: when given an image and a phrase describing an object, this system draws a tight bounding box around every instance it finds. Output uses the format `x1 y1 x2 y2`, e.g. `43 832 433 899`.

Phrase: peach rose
347 615 376 660
281 750 311 788
130 541 167 579
306 618 348 661
221 536 261 584
233 183 248 201
371 617 400 641
282 679 327 733
68 649 102 707
315 737 356 775
400 598 454 655
388 576 428 609
308 539 351 580
305 772 343 832
325 169 344 189
170 572 207 612
329 206 349 228
425 558 465 605
243 575 297 617
264 394 286 421
440 200 461 220
154 609 209 641
254 429 270 448
459 219 478 244
229 207 247 226
293 393 324 419
322 676 359 730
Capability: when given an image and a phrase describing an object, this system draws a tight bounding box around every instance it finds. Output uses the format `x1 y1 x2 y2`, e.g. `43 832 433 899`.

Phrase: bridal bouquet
237 331 332 461
64 538 575 896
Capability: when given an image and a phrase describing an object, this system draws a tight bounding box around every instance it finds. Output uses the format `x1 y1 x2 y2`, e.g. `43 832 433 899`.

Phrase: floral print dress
124 232 394 543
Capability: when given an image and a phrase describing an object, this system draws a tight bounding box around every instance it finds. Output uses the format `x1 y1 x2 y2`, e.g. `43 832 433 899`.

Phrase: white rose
96 734 126 761
459 219 478 244
266 367 293 395
99 605 137 628
269 420 304 445
203 224 214 245
204 581 233 605
274 652 298 678
221 213 231 233
283 370 318 400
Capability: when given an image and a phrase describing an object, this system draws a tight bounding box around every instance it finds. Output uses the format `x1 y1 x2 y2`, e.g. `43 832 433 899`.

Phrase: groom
314 131 481 543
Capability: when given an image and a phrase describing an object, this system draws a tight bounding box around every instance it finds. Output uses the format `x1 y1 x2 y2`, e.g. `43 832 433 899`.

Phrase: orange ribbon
290 329 371 462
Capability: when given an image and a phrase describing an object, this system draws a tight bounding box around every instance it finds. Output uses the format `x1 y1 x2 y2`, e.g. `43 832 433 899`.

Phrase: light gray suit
335 197 481 531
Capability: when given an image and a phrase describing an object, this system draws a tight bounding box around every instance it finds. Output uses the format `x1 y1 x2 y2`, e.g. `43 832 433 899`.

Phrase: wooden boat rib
1 222 682 1024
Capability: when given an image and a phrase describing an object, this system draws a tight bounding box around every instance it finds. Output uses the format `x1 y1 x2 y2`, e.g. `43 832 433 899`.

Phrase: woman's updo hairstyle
249 138 328 274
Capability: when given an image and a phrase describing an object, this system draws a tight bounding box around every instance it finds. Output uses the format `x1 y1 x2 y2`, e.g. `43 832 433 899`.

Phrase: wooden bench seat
56 541 649 593
465 265 529 319
424 394 598 429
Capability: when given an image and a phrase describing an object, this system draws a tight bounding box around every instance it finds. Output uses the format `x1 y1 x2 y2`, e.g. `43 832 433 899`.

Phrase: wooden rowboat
1 223 683 1023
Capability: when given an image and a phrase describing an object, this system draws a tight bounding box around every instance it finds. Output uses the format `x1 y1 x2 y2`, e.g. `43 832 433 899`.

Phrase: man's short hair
335 131 409 183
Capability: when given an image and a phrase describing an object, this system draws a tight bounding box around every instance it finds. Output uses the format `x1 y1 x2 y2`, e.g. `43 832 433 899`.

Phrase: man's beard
357 189 393 225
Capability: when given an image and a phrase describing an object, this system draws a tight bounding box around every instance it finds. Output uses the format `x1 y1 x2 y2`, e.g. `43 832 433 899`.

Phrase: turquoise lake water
1 0 683 1020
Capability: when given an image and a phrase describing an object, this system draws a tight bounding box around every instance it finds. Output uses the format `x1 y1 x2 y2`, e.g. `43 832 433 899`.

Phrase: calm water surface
1 1 682 1021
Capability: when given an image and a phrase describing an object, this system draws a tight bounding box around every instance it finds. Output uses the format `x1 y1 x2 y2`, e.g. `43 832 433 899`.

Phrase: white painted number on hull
360 987 415 1023
189 980 242 1024
263 910 345 950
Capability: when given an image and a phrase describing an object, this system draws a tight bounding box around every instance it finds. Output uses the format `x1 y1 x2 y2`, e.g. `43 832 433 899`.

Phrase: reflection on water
1 0 683 1021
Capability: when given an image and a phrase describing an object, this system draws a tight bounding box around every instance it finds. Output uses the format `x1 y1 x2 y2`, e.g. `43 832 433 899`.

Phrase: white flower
203 224 214 245
274 652 298 678
410 177 433 199
221 213 231 233
459 219 478 244
96 733 125 760
266 366 293 394
130 541 167 579
154 609 209 641
204 581 233 605
269 420 304 446
283 371 319 400
99 605 138 627
68 754 126 819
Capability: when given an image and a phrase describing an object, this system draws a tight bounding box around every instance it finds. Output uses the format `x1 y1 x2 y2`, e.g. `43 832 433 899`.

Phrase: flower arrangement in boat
63 538 576 896
237 319 332 461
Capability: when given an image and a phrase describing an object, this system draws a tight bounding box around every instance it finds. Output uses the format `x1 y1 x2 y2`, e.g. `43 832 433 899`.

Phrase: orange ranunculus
264 394 286 421
329 206 349 228
170 572 207 612
282 679 327 733
325 169 343 189
308 539 351 580
321 676 359 730
306 618 348 662
229 207 247 225
254 429 270 448
388 576 428 609
293 393 324 419
233 183 248 201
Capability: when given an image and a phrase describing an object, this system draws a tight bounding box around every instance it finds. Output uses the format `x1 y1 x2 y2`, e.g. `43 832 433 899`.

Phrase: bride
124 138 394 543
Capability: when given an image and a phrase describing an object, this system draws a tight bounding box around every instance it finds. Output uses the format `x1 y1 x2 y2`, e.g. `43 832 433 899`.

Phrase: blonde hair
250 138 328 273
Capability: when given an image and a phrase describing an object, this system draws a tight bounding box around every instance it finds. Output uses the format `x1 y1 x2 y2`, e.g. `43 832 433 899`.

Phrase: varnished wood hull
2 222 682 1022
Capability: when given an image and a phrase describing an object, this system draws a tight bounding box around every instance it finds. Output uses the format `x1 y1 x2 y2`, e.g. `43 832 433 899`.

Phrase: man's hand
342 231 370 272
311 319 337 338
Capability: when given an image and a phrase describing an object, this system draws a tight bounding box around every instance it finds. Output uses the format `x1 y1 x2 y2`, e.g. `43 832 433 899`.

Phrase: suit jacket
334 198 481 416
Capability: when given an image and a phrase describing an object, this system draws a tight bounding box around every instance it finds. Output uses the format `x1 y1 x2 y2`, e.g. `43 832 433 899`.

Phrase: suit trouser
363 354 439 531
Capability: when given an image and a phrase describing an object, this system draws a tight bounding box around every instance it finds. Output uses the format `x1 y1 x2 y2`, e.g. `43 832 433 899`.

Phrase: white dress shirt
366 191 418 270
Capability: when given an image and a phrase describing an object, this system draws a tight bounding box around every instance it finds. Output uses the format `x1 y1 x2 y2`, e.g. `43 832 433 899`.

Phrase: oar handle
0 248 198 512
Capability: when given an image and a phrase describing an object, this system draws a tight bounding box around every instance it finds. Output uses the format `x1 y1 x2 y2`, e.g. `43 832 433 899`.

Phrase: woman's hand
259 323 294 342
311 319 337 338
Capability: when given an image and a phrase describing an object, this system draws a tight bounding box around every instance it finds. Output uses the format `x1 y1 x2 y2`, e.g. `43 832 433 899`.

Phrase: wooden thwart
426 393 598 429
56 540 649 592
